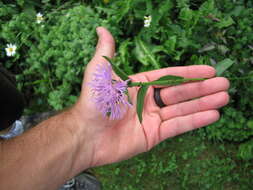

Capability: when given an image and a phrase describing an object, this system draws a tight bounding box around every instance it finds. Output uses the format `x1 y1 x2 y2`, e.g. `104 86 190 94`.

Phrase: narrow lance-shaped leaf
153 75 185 86
155 75 184 81
159 75 183 80
137 85 149 124
103 56 129 81
129 75 205 87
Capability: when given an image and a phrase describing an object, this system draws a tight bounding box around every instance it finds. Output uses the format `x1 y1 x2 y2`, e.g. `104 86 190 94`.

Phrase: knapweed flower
89 63 132 120
5 44 17 57
36 13 44 24
144 15 152 27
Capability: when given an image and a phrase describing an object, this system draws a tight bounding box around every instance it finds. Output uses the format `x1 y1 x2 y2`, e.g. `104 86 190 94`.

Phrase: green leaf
137 85 149 124
134 37 160 69
153 75 185 86
115 0 133 23
199 0 215 15
215 16 234 29
215 58 235 76
237 139 253 161
103 56 129 81
165 36 177 53
155 75 184 82
179 7 193 22
118 39 133 75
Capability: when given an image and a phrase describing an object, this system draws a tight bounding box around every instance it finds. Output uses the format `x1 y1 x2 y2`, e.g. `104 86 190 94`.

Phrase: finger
160 91 229 120
159 110 219 141
90 27 115 64
83 27 115 84
160 77 230 105
133 65 216 82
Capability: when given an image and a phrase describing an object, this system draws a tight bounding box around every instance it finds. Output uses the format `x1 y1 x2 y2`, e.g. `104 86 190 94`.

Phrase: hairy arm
0 109 92 190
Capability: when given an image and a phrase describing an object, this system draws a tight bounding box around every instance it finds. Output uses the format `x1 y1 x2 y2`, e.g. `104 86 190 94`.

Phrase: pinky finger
159 110 220 142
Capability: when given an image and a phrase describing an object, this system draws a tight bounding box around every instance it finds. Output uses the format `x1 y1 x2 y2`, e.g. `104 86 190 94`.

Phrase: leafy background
0 0 252 189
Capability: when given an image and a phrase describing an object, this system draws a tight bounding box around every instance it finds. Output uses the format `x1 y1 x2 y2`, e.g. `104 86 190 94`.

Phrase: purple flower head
89 63 132 120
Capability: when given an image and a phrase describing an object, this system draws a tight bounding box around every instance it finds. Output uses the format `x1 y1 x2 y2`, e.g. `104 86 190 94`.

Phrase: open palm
76 27 229 168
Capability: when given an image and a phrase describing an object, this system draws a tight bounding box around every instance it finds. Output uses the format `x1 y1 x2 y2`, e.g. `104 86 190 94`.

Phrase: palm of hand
88 68 229 167
88 83 158 167
77 27 229 168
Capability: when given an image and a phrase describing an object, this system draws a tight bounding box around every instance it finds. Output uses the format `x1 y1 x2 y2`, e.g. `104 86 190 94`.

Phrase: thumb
82 27 115 88
88 27 115 69
83 27 115 84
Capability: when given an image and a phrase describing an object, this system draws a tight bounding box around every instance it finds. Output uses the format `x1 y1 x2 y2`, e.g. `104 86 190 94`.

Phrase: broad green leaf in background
198 43 215 53
134 37 160 69
215 58 235 76
215 16 234 29
103 56 129 81
118 39 133 75
179 7 193 22
179 7 200 29
176 0 189 8
238 139 253 161
137 85 149 123
164 35 177 53
199 0 215 15
217 45 229 55
151 0 173 27
115 0 133 23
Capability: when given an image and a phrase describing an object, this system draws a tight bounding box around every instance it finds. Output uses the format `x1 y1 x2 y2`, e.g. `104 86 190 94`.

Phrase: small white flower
36 12 44 24
5 44 17 57
144 15 152 27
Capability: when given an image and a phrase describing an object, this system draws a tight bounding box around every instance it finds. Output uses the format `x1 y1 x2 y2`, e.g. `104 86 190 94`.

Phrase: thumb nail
96 27 102 35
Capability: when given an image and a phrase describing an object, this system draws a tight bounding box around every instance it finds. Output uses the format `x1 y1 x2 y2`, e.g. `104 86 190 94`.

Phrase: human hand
71 27 230 169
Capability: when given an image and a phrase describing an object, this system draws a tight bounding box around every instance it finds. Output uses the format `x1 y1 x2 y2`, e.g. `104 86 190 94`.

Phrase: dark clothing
0 66 24 130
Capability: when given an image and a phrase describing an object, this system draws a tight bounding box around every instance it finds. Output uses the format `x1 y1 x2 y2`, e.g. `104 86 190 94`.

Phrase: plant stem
129 78 206 87
128 74 253 87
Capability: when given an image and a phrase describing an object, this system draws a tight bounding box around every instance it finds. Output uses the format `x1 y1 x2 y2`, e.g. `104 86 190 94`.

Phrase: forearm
0 109 92 190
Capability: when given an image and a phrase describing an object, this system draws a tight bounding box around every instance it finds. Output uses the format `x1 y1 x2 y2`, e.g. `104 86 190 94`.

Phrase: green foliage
104 0 253 143
238 139 253 161
181 157 236 189
95 135 253 189
199 107 253 142
0 3 119 110
25 5 120 110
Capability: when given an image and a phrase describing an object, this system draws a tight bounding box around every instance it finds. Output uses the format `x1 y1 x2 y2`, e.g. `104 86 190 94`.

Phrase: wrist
70 97 114 169
62 107 95 175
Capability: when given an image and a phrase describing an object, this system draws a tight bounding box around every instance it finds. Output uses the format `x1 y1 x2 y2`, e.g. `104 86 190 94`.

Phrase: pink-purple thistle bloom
89 63 132 120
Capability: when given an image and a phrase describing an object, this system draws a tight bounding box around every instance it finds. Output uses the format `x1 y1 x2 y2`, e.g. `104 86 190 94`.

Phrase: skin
0 27 230 190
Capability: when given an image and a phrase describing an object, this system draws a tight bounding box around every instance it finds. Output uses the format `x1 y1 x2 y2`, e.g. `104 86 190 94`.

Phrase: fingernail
96 27 102 35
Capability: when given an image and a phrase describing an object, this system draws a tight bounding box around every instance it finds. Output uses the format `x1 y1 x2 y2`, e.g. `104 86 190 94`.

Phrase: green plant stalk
129 78 206 87
129 74 253 87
